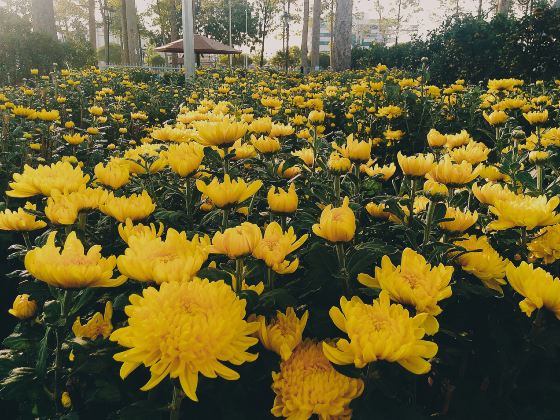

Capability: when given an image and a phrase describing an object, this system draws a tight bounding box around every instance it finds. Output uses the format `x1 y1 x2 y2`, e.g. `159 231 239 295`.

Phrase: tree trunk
88 0 97 51
394 0 401 45
478 0 483 17
332 0 352 71
260 31 266 67
168 0 179 66
300 0 309 73
496 0 511 15
30 0 57 39
329 0 334 66
284 0 290 72
120 0 130 64
310 0 321 70
126 0 140 64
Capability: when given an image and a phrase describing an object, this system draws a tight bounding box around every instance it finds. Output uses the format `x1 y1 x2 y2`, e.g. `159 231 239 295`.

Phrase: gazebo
155 35 241 66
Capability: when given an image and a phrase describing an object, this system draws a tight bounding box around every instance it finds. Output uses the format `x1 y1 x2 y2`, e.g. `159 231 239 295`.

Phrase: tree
89 0 97 50
391 0 420 45
31 0 57 39
331 0 352 70
167 0 179 65
125 0 140 64
54 0 88 40
497 0 512 14
270 45 300 67
120 0 129 64
310 0 321 70
254 0 281 66
195 0 260 47
301 0 309 72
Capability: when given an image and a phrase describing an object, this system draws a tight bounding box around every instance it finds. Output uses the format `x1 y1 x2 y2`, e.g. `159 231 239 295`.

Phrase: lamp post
245 3 248 68
181 0 196 79
103 4 112 66
228 0 233 67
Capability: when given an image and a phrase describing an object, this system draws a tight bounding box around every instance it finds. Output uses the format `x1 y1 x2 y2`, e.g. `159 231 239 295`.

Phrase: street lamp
181 0 196 79
103 5 114 66
228 0 233 67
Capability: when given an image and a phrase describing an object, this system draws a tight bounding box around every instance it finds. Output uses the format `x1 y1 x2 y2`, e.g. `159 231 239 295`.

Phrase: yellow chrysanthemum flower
117 228 209 283
100 191 156 223
332 134 371 162
25 231 126 288
312 196 356 243
196 175 262 209
506 262 560 319
271 340 364 419
210 222 262 259
452 235 508 293
323 291 438 373
361 162 397 180
472 182 515 206
328 152 352 174
7 161 90 198
483 110 508 126
397 152 435 177
270 123 294 137
358 248 453 334
166 141 205 177
253 222 307 274
445 130 472 149
439 207 478 232
118 218 164 244
110 279 259 401
257 308 309 360
63 133 87 145
487 194 560 231
0 202 46 231
448 141 490 164
427 128 447 148
94 159 131 189
528 224 560 264
523 109 548 125
428 156 481 186
193 119 248 146
249 117 273 134
251 135 281 154
72 301 113 340
268 184 298 214
8 294 38 320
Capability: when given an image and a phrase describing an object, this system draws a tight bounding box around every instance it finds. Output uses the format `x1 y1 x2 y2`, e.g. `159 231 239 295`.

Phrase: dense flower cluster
1 66 560 418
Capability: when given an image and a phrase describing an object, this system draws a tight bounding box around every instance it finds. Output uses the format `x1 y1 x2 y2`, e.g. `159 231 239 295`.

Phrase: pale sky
135 0 484 57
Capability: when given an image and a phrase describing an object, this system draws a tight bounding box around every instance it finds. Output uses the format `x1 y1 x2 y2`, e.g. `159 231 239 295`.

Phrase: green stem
335 242 350 296
266 266 275 290
333 175 341 205
223 154 230 175
353 163 361 195
185 178 193 225
407 178 417 226
520 227 528 258
221 208 230 231
279 214 287 232
169 385 185 420
54 290 71 412
423 200 436 247
22 232 32 250
536 164 543 194
235 258 245 293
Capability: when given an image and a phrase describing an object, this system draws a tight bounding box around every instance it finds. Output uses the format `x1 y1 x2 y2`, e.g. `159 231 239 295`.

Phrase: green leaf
35 327 51 376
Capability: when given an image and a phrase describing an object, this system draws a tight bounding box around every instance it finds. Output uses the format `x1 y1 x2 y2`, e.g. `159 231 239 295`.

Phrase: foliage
97 43 124 65
353 5 560 84
269 46 301 68
0 7 96 84
0 64 560 420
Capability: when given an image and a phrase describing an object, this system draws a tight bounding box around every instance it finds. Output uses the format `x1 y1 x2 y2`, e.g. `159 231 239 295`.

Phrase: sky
134 0 484 57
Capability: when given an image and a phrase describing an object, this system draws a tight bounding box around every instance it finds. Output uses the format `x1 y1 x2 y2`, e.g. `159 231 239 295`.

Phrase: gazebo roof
155 35 241 55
